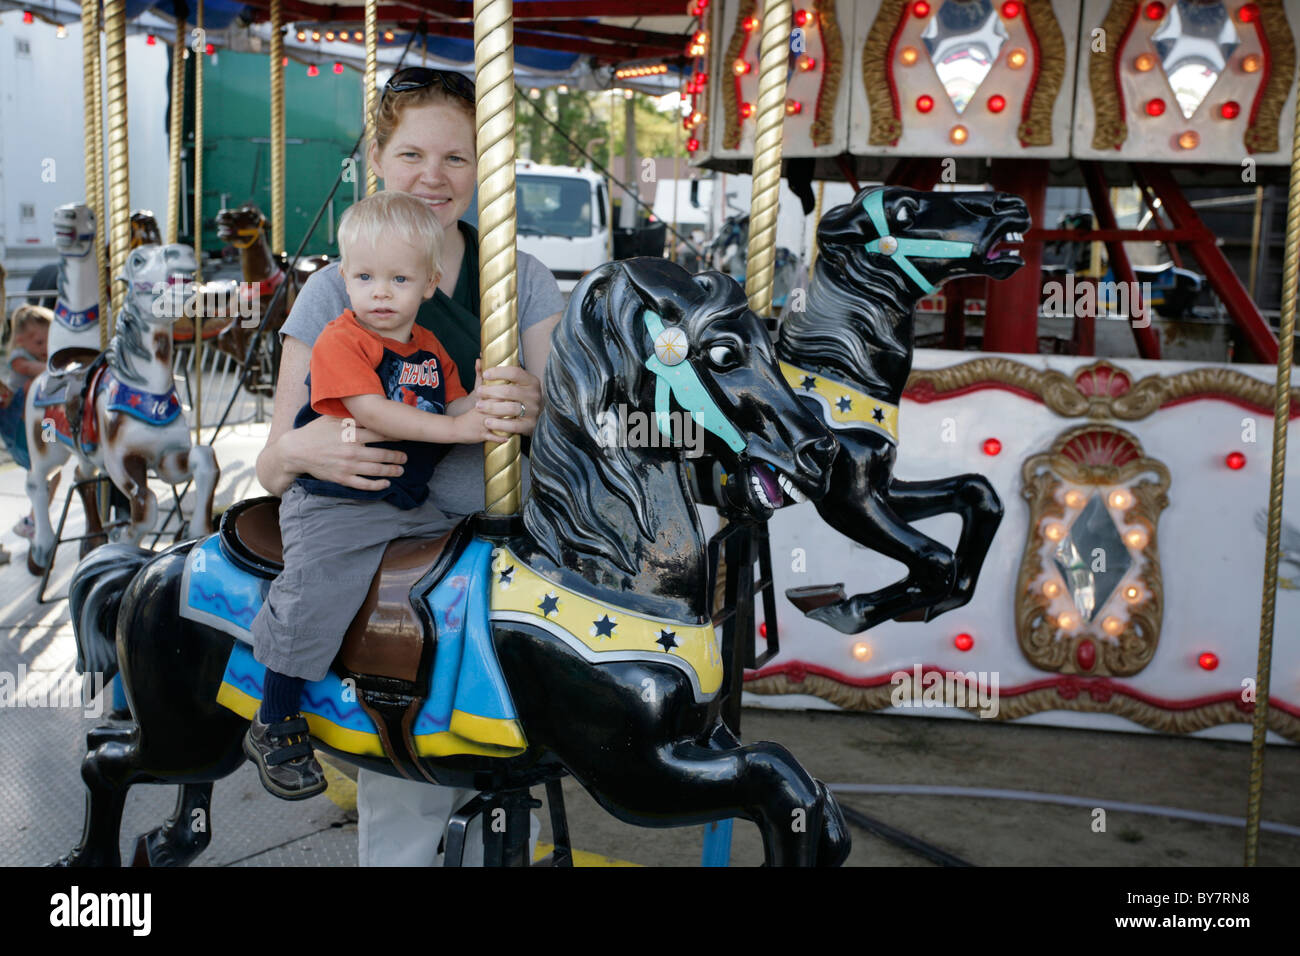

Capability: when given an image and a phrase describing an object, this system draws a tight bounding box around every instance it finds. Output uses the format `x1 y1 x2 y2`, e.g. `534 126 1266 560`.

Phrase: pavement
2 393 1298 868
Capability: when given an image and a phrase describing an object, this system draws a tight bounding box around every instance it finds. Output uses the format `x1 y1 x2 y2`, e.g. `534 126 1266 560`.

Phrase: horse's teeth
777 473 808 503
750 474 778 510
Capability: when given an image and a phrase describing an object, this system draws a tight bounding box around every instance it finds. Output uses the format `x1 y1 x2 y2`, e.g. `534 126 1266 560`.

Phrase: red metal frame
984 159 1047 354
1135 163 1278 364
1080 161 1158 359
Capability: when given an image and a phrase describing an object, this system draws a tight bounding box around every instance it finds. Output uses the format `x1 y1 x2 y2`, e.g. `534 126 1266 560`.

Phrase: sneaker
13 516 34 539
242 713 326 800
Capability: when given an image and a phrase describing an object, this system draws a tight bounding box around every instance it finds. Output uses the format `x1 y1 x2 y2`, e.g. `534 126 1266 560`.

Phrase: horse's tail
69 543 153 680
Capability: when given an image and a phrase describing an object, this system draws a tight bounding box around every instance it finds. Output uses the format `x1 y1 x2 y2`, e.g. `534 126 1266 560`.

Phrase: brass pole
193 0 205 444
91 9 109 324
270 0 285 253
81 0 108 333
104 0 130 326
474 0 521 516
167 21 185 244
1245 76 1299 866
744 0 792 315
1248 184 1265 300
364 0 379 196
808 179 824 278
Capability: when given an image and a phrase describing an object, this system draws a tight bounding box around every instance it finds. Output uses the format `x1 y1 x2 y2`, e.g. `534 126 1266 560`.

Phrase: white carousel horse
23 238 219 574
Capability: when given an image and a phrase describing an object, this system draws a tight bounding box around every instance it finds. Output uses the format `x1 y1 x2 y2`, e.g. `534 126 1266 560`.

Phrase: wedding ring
517 401 526 419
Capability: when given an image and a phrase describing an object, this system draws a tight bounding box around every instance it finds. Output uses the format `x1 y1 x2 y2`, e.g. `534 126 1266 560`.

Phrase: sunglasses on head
382 68 476 105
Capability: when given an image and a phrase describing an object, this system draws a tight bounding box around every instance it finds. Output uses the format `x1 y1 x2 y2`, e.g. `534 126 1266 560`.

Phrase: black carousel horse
695 186 1030 634
58 257 850 867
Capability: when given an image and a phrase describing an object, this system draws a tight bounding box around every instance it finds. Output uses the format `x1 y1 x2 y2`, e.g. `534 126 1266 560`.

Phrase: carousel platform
3 424 1300 868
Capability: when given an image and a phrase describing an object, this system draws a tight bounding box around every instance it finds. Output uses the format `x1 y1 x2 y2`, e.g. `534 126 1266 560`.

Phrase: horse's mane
778 232 919 394
525 261 746 575
106 295 156 385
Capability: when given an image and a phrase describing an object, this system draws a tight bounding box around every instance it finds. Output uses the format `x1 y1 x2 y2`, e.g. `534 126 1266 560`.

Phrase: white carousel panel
845 0 1078 159
1071 0 1300 166
749 348 1300 742
701 0 850 160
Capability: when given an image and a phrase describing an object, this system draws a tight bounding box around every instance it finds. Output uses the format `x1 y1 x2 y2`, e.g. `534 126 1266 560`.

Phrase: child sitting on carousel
1 306 58 559
245 191 494 799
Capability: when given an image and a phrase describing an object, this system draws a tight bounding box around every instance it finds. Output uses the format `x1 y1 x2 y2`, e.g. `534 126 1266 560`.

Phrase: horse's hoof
785 583 847 614
25 550 49 577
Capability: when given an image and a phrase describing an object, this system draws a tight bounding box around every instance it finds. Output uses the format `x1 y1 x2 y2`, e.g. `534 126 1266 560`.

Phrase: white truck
512 161 612 295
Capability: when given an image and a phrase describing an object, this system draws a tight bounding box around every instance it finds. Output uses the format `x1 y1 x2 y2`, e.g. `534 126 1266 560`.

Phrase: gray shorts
250 483 458 682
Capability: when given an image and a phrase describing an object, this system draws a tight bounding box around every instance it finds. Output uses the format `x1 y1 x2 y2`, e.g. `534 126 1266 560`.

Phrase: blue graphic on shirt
294 343 455 510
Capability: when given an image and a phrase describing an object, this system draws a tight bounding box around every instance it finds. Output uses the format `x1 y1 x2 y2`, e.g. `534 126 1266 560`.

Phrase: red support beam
886 156 941 191
1135 163 1279 364
1028 228 1204 243
1081 161 1159 359
984 159 1048 354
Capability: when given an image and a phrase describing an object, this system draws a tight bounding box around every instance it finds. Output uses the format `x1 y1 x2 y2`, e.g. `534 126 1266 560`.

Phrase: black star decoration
800 375 817 391
498 565 515 585
656 629 679 652
592 614 617 638
872 406 885 423
538 593 559 617
835 396 852 414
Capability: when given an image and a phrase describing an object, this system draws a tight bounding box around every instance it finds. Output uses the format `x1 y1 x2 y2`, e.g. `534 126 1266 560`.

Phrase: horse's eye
709 344 739 368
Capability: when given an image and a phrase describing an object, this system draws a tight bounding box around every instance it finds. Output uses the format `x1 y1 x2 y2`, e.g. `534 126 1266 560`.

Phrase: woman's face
370 102 476 232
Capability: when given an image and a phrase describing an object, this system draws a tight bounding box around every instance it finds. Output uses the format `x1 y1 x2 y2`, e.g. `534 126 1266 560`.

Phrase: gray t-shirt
280 245 564 518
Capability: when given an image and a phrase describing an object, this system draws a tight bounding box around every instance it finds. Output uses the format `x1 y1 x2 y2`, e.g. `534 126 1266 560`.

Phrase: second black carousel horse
59 257 849 867
695 186 1030 633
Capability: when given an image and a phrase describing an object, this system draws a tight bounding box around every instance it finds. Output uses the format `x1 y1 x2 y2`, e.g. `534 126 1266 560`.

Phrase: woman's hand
475 363 544 436
279 413 408 492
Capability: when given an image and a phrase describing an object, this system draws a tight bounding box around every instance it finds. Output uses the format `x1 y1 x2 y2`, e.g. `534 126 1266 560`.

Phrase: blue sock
260 670 305 723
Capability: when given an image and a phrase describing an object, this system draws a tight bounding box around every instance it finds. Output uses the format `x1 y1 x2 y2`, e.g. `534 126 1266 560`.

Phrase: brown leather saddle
218 496 474 781
46 350 107 449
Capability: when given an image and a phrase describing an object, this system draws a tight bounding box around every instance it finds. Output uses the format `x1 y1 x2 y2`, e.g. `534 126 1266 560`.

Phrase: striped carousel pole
192 0 205 444
364 0 379 197
104 0 130 326
270 0 286 253
1244 72 1300 866
166 16 186 245
81 0 108 329
474 0 521 516
744 0 792 316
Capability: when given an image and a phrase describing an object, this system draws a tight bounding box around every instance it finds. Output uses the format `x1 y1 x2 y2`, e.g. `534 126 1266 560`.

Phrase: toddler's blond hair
338 192 444 277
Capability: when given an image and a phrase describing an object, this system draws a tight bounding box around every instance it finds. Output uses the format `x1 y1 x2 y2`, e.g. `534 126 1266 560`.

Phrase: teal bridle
642 310 747 453
862 189 975 295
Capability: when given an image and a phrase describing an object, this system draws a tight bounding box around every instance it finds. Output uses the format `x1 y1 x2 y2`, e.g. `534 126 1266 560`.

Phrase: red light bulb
281 56 288 67
988 94 1006 113
686 137 700 152
1226 451 1246 470
147 34 157 46
1145 98 1166 116
1220 100 1241 119
205 43 215 55
333 62 344 74
1001 1 1021 17
786 100 803 115
742 15 758 31
954 633 974 652
759 621 768 639
307 64 320 77
983 438 1002 456
1144 1 1165 19
1198 652 1219 671
913 1 931 17
793 9 810 27
22 10 33 23
740 102 754 119
1239 3 1260 22
916 94 934 113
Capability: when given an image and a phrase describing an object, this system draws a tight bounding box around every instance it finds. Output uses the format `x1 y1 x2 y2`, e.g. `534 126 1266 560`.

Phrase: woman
255 68 564 865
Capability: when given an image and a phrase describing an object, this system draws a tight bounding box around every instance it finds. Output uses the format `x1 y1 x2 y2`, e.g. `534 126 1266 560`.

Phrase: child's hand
452 405 498 445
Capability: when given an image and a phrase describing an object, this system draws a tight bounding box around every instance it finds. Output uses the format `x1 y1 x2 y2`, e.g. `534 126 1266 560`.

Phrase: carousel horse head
216 203 269 248
53 203 96 258
129 211 163 249
118 242 198 324
815 186 1030 296
528 257 836 572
